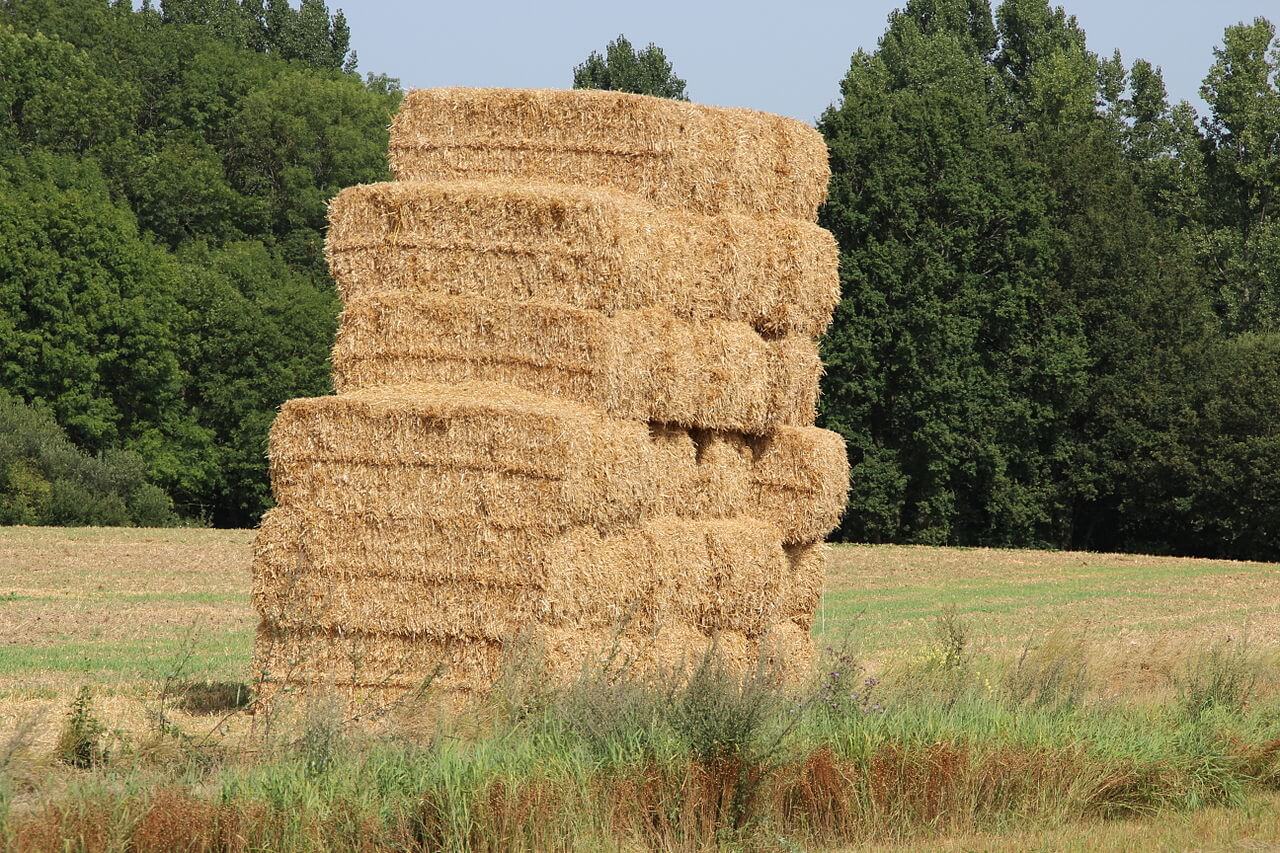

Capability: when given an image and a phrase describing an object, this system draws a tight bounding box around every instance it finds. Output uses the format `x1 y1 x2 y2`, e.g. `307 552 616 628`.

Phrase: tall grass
4 629 1280 852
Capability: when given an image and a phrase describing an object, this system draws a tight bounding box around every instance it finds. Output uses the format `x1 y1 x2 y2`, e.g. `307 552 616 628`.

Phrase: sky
340 0 1272 124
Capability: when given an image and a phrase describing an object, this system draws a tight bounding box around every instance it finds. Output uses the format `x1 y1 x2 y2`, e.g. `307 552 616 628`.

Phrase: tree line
1 2 1276 561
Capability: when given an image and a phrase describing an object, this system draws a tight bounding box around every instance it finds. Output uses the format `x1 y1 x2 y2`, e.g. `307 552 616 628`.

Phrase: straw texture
332 292 820 433
255 618 816 696
387 88 830 220
326 180 839 338
253 511 823 638
268 386 848 543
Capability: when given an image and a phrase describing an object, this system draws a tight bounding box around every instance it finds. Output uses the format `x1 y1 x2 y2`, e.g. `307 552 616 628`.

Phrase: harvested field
387 88 831 219
326 180 839 338
4 526 1278 748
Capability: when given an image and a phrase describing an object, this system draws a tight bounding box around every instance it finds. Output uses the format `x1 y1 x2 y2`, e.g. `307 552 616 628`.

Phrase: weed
297 697 345 776
1176 637 1259 719
813 645 882 717
1004 630 1091 711
932 606 971 673
55 686 108 768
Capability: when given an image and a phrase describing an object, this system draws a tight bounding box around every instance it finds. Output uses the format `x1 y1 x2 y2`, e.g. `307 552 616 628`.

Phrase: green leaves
0 3 396 526
572 35 689 100
818 0 1280 560
820 1 1084 547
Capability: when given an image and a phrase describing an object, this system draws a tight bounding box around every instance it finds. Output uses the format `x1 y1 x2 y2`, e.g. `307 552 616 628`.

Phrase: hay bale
753 620 818 688
783 543 827 631
253 511 816 638
387 88 830 220
255 618 817 696
649 425 849 543
252 509 564 587
749 427 850 544
326 180 838 338
267 381 657 531
253 620 500 691
332 292 821 434
269 387 848 543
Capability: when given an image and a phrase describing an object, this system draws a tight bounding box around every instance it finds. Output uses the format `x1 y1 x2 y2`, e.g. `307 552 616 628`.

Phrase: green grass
5 638 1280 851
0 630 253 679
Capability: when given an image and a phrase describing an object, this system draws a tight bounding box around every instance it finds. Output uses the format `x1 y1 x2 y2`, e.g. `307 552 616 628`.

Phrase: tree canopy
818 0 1280 560
573 35 689 100
0 0 399 526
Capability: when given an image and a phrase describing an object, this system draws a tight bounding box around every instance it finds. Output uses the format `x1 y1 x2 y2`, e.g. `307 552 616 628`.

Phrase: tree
818 0 1229 556
819 0 1088 547
157 0 355 70
1200 18 1280 333
573 35 688 100
0 2 398 525
172 241 337 523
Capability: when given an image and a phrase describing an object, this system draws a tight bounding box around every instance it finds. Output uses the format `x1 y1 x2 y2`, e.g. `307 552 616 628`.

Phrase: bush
47 479 132 527
129 484 179 528
0 459 50 524
0 391 184 527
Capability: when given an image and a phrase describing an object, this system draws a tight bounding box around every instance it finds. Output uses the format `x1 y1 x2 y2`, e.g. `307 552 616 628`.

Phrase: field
2 526 1280 849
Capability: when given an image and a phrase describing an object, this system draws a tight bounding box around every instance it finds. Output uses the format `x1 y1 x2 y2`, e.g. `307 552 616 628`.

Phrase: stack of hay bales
252 88 849 704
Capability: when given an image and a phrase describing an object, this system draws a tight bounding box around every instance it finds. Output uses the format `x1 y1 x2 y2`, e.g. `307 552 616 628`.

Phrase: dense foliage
818 0 1280 560
0 3 1275 560
573 34 689 100
0 0 399 526
0 390 178 526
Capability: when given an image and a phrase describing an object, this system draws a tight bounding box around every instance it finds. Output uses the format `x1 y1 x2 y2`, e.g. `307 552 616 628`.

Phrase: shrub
0 391 183 527
47 479 132 527
129 484 180 527
0 459 51 524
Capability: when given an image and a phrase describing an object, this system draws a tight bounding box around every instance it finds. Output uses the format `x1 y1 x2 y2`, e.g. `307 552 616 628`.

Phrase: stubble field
2 526 1280 850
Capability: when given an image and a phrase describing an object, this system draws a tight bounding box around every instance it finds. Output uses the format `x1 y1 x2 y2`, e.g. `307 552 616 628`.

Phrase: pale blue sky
341 1 1271 124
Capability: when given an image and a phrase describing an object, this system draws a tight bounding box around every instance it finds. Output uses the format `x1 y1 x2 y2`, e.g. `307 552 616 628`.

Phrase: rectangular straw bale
749 427 850 543
255 619 814 701
540 619 815 687
267 382 657 531
269 388 845 541
326 180 839 338
782 543 828 630
254 508 562 587
753 620 818 688
254 512 816 638
254 680 477 714
332 292 820 433
650 425 849 543
387 88 830 221
253 621 501 690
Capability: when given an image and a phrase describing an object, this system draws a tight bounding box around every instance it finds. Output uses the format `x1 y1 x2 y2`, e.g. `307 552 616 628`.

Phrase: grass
1 526 1279 850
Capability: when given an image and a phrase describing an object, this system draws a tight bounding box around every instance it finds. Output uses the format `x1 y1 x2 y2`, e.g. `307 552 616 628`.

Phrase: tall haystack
253 88 850 706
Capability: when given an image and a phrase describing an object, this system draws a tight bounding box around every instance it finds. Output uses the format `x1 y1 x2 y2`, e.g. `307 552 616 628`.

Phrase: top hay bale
388 88 831 221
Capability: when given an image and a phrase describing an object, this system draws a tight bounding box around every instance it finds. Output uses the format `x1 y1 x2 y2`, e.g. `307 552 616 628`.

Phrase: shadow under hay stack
251 88 850 705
